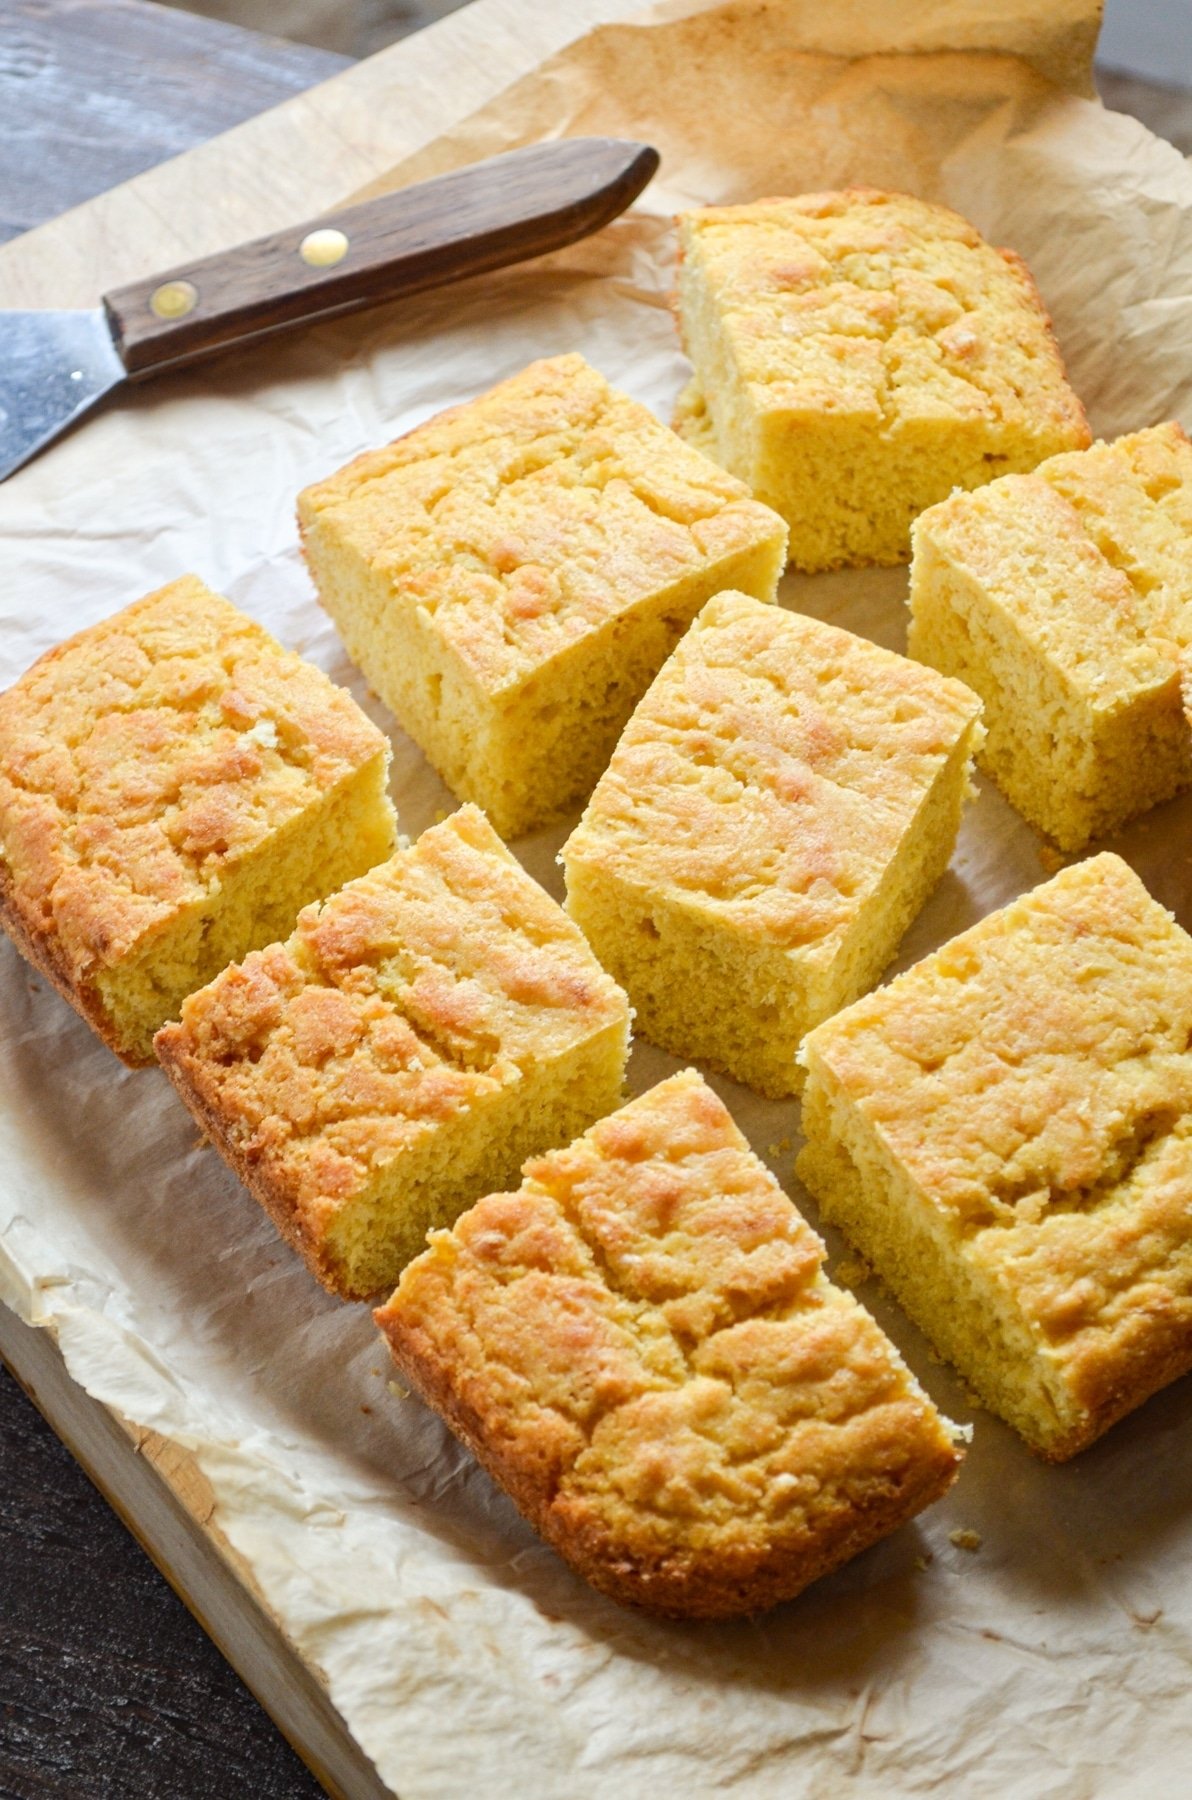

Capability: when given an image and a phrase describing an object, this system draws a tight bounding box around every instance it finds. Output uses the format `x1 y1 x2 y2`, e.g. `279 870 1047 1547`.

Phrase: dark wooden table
0 14 353 1792
1 5 1189 1796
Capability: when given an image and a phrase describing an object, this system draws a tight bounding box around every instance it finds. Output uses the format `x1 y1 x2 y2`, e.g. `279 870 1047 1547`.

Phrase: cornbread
908 423 1192 850
297 353 788 838
797 854 1192 1462
376 1070 962 1618
0 577 396 1065
561 592 984 1098
155 805 630 1301
674 189 1090 571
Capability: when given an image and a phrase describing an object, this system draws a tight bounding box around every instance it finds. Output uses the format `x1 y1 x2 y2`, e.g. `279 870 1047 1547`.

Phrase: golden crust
1039 420 1192 668
678 188 1088 443
907 424 1192 849
675 188 1090 570
376 1070 962 1618
155 805 629 1297
0 855 126 1055
298 353 784 695
0 576 391 1060
565 590 982 953
913 421 1192 699
800 853 1192 1459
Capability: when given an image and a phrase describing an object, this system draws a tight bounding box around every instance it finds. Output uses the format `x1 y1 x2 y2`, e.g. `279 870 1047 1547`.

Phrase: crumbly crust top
679 188 1088 440
564 591 981 951
298 354 784 691
159 806 627 1214
915 422 1192 703
0 576 387 974
383 1070 952 1561
805 854 1192 1404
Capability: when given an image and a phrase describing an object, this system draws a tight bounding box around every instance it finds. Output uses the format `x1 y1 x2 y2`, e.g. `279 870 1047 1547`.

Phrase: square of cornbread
155 805 630 1301
797 854 1192 1462
908 423 1192 851
0 576 396 1065
375 1069 962 1619
561 592 983 1098
674 189 1090 571
297 353 787 838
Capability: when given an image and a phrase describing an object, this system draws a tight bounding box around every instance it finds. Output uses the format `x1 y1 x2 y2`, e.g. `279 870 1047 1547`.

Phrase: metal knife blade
0 137 660 483
0 310 125 482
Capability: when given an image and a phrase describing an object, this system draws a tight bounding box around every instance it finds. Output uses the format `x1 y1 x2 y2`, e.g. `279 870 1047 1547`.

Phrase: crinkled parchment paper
4 2 1192 1793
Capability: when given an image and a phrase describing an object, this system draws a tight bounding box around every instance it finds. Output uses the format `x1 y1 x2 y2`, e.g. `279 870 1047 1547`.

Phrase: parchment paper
4 2 1192 1794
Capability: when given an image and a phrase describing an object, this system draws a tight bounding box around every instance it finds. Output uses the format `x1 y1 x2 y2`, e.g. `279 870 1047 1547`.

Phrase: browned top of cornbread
377 1069 960 1614
0 577 387 976
563 591 982 954
914 423 1192 704
678 188 1089 441
803 853 1192 1419
155 806 628 1219
1034 422 1192 661
297 354 785 692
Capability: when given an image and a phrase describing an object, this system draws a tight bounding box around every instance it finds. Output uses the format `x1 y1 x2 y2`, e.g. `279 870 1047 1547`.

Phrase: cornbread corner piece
797 853 1192 1463
908 422 1192 852
296 353 788 839
154 805 630 1301
0 576 396 1066
674 189 1090 572
375 1069 963 1619
561 591 984 1099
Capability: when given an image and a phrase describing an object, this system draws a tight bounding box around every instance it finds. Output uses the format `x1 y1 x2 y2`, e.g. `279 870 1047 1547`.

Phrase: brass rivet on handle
300 228 349 268
150 279 199 320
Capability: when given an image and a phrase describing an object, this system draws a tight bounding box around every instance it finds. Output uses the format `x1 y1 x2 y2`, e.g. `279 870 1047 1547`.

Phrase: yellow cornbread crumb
949 1529 982 1552
0 576 396 1064
834 1257 872 1292
674 189 1090 571
561 592 983 1098
155 805 630 1300
909 423 1192 850
375 1069 962 1619
797 853 1192 1461
297 354 787 838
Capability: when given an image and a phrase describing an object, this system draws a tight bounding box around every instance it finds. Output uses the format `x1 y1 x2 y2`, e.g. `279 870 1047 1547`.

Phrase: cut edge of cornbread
562 595 984 1097
300 509 786 840
160 1006 630 1301
297 354 788 839
674 190 1091 572
908 439 1192 851
113 752 396 1065
375 1069 964 1618
154 805 631 1300
797 853 1192 1461
0 577 398 1065
565 721 978 1098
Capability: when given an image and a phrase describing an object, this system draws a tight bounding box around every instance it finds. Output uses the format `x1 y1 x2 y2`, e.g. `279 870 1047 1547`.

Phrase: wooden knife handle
102 138 660 379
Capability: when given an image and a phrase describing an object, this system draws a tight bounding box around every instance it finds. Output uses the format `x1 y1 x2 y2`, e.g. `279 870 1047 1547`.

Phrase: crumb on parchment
834 1256 872 1290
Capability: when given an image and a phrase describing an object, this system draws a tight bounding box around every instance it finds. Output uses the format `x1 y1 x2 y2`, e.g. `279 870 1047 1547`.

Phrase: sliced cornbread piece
297 353 787 838
674 189 1090 571
155 805 630 1300
561 592 983 1098
0 577 396 1065
375 1069 962 1618
908 424 1192 851
797 854 1192 1462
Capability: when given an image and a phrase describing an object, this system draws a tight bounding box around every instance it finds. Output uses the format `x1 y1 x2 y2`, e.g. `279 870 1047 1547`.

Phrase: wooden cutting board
0 0 617 308
0 2 628 1792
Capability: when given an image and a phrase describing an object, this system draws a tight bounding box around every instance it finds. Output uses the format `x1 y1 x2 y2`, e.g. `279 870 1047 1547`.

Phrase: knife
0 137 660 483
